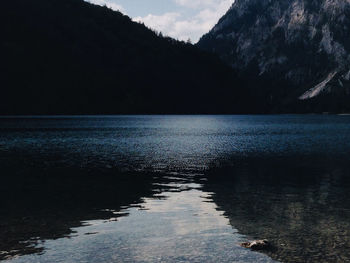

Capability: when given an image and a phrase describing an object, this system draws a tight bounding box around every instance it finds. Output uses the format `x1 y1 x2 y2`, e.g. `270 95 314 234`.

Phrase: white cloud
134 0 234 42
175 0 227 9
87 0 124 12
134 12 181 35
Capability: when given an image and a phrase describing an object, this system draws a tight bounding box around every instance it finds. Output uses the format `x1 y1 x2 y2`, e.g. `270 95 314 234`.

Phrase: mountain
198 0 350 113
0 0 245 114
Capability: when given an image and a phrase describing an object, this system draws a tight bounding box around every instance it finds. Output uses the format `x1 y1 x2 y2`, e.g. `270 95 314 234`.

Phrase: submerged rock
241 239 271 250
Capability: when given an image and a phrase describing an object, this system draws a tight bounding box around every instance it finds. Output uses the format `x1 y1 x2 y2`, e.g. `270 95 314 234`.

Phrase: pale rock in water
241 239 271 250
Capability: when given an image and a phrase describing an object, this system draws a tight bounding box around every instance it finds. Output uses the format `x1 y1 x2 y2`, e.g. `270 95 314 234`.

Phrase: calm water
1 115 350 262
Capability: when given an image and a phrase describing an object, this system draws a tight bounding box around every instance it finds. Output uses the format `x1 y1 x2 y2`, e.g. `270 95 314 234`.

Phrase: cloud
87 0 124 12
175 0 227 9
86 0 233 42
134 0 234 42
134 12 181 35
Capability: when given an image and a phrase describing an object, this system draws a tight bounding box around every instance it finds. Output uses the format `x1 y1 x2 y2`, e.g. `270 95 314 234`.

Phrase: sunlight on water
1 115 350 174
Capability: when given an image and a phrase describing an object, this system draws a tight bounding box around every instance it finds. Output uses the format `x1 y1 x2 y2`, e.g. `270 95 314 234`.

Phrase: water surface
1 115 350 262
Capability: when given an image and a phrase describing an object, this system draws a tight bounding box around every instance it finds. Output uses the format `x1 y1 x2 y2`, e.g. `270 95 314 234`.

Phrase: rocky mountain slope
198 0 350 112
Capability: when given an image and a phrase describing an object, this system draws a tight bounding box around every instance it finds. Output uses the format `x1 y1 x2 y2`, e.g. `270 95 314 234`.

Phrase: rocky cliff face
198 0 350 112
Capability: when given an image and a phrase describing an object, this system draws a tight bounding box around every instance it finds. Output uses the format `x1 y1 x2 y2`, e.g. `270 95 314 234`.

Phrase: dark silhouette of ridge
0 0 248 115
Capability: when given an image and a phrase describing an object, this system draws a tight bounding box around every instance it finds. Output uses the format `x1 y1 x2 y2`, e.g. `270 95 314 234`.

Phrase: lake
1 115 350 262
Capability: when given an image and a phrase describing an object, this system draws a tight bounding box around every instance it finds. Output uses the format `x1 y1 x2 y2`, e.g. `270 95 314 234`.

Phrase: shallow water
1 115 350 262
3 182 277 263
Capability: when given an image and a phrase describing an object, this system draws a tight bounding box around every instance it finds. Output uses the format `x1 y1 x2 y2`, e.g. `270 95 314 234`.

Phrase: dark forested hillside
0 0 246 114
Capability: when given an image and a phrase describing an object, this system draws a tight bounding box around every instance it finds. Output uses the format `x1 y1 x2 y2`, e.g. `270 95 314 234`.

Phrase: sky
88 0 234 42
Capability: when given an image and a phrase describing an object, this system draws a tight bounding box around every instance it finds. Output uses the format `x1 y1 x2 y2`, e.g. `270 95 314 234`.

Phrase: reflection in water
3 181 277 263
0 168 167 260
203 157 350 263
2 115 350 262
6 156 350 262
